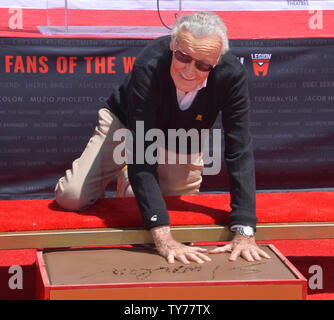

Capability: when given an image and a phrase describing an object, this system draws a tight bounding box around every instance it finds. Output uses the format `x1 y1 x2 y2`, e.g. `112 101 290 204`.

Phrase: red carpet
0 192 333 300
0 192 333 232
1 7 334 299
1 9 333 39
0 249 36 300
1 239 333 300
261 239 334 300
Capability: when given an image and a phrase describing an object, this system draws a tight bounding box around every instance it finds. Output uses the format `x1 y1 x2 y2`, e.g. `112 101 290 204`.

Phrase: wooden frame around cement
0 221 333 250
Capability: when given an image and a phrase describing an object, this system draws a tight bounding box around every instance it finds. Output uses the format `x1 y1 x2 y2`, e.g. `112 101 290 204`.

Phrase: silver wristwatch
233 226 255 238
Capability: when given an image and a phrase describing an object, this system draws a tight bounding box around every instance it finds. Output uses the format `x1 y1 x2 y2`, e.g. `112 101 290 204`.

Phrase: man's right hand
150 225 211 264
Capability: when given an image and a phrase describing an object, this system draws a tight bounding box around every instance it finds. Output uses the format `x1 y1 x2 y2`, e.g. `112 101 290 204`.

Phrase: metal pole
65 0 68 32
178 0 182 18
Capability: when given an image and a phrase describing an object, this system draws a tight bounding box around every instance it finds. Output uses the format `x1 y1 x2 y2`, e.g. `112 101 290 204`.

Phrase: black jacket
107 36 257 230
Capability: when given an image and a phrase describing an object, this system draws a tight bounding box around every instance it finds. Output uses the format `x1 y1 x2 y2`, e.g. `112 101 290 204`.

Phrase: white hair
171 11 229 55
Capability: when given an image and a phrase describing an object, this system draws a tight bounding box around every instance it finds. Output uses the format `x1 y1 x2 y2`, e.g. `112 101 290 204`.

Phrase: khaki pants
55 108 203 211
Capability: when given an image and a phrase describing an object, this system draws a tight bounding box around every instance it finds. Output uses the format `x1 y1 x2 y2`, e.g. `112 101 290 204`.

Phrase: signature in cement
227 262 267 274
80 265 203 281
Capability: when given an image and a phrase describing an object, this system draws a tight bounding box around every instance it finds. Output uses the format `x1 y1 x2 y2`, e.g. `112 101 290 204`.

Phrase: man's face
170 30 222 93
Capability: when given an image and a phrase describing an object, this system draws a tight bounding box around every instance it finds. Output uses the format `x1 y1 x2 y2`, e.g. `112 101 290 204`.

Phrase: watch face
243 226 254 236
235 226 254 237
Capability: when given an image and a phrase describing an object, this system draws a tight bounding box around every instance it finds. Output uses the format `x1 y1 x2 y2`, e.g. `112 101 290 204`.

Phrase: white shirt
176 79 207 111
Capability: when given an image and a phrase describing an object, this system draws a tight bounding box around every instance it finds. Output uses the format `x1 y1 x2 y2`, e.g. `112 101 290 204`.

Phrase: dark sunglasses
173 48 214 72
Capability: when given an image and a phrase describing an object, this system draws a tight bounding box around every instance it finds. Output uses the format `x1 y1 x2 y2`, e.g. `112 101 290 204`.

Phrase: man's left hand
209 234 271 262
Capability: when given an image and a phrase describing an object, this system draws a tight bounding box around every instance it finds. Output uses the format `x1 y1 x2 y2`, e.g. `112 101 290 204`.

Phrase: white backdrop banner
1 0 334 11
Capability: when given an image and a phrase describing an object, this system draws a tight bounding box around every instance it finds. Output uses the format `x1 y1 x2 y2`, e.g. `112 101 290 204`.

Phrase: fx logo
251 53 272 77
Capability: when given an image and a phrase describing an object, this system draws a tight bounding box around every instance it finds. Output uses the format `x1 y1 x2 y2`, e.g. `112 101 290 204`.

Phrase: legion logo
251 53 272 77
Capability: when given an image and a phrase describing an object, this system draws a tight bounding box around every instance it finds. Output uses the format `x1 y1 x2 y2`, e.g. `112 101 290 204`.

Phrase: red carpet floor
0 240 333 300
0 192 333 300
1 7 333 300
1 9 334 39
0 192 333 232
